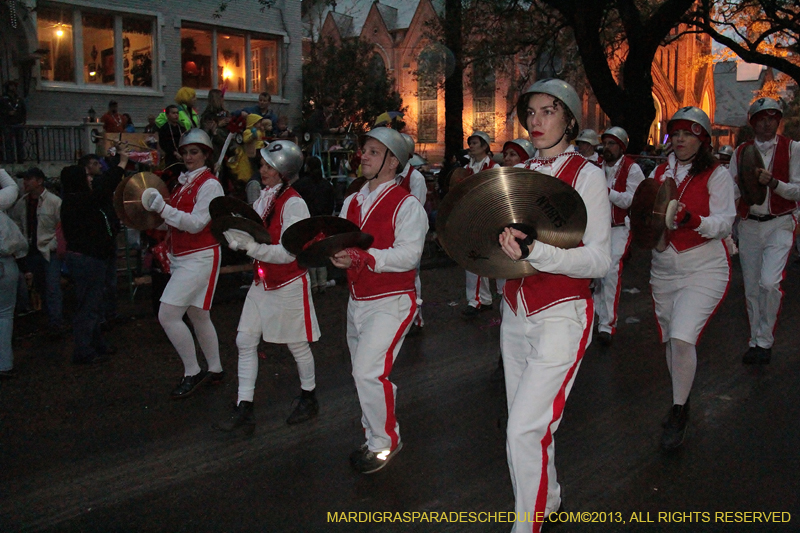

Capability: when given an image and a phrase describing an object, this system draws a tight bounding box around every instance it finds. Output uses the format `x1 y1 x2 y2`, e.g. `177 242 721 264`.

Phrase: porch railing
1 125 84 164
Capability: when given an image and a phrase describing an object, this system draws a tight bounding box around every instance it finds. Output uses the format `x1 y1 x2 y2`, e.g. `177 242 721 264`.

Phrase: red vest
253 187 307 290
735 135 796 218
504 154 593 316
653 162 716 253
610 156 636 226
169 169 220 256
463 158 498 177
345 183 416 300
398 165 414 192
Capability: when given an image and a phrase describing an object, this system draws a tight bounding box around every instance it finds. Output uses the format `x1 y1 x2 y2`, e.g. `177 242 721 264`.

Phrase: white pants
500 298 593 533
413 267 424 327
235 331 315 403
738 215 796 349
466 270 492 308
593 226 631 334
347 293 416 452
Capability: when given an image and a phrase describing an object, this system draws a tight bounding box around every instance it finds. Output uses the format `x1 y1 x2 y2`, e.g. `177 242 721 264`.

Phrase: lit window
82 13 114 85
181 27 213 89
250 38 278 95
217 33 245 92
37 7 75 82
124 18 154 87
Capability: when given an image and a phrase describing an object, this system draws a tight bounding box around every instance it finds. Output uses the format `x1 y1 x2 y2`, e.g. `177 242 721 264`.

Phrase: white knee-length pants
594 226 632 334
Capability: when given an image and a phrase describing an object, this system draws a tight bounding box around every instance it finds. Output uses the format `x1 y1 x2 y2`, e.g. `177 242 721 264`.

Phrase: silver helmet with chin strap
505 138 536 159
401 133 415 158
601 126 629 150
178 128 214 153
516 78 581 132
667 106 712 140
361 127 409 170
259 140 303 179
575 129 600 146
468 130 492 149
748 97 783 123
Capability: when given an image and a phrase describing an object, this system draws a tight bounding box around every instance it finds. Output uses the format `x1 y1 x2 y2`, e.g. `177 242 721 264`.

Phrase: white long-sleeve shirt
161 166 224 234
247 184 310 265
605 156 645 210
520 154 612 279
0 169 19 211
339 180 428 273
728 136 800 215
396 163 427 205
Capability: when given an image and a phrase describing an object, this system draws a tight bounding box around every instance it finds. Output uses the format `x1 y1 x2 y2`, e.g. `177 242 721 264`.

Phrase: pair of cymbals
282 216 374 268
737 144 767 206
208 196 271 247
113 172 168 230
436 167 587 279
629 177 677 251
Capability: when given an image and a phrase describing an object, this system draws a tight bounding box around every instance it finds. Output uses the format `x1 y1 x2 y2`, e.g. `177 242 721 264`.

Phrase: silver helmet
716 145 734 158
748 97 783 123
516 78 581 131
667 106 712 141
601 126 629 150
504 138 536 159
401 133 415 157
361 127 409 169
259 140 303 179
575 129 600 146
178 128 213 153
409 153 428 167
468 130 492 149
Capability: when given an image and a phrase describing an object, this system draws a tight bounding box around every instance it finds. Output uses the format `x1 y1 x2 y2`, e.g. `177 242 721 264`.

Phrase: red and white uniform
501 152 611 532
160 166 224 309
729 135 800 349
650 155 735 344
397 162 428 326
464 156 500 308
593 155 645 334
235 183 320 403
339 180 428 454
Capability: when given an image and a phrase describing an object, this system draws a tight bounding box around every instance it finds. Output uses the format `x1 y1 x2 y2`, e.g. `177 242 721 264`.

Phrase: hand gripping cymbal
281 215 374 268
113 172 169 230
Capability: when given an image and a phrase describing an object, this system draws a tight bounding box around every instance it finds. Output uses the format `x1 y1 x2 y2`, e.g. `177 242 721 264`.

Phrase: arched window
417 46 443 143
370 52 386 77
472 68 495 140
649 95 664 146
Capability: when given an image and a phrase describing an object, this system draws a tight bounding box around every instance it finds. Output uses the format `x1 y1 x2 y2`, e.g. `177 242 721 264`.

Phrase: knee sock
669 338 696 405
287 341 316 392
236 331 260 403
664 341 672 376
158 303 200 376
186 307 222 373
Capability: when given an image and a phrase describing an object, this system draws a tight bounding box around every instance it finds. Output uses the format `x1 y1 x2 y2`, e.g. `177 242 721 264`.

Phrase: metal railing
0 125 84 163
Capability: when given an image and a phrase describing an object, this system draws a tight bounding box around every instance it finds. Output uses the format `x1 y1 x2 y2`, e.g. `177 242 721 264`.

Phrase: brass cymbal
738 144 767 206
630 177 676 251
113 172 168 230
281 215 373 268
210 216 271 248
436 167 587 279
448 167 471 189
209 196 261 224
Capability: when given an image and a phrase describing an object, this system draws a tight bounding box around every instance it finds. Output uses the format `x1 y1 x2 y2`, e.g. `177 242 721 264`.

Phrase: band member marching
728 98 800 365
463 130 500 317
331 127 428 473
214 140 321 433
593 127 645 346
575 129 602 166
498 79 611 533
398 132 427 329
650 107 735 451
141 129 225 398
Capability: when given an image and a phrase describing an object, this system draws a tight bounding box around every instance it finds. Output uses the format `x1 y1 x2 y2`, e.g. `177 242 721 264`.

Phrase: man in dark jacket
61 152 128 364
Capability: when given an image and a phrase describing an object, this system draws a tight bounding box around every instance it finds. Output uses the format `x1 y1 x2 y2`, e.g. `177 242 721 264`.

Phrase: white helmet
468 130 492 149
601 126 629 150
667 106 712 141
575 129 600 146
260 140 303 179
503 138 536 159
400 133 415 157
516 78 581 131
716 145 734 158
361 127 409 169
748 97 783 124
179 128 213 153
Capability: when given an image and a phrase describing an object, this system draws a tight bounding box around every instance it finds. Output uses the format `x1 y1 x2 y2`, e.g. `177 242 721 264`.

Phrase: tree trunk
444 0 464 161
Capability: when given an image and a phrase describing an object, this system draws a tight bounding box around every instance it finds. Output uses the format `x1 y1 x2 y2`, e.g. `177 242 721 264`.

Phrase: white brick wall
26 0 303 131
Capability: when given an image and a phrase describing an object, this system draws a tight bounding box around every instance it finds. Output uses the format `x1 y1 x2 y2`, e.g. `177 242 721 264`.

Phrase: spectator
143 114 158 134
308 97 344 135
122 113 136 133
9 168 65 338
0 168 23 378
273 115 293 139
100 100 124 133
155 87 200 131
237 92 277 127
292 157 334 293
201 88 231 165
158 105 186 170
61 152 128 364
0 81 26 164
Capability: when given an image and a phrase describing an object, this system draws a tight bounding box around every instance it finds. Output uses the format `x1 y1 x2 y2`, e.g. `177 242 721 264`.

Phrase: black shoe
541 502 564 533
462 304 492 317
742 346 771 364
661 401 690 452
72 353 110 365
350 442 403 474
171 371 209 400
213 401 255 435
207 370 226 385
596 331 613 347
286 393 319 425
0 368 17 379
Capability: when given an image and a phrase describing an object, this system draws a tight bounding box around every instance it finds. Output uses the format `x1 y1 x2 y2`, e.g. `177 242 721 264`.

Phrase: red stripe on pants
380 293 417 451
302 275 313 342
202 247 220 310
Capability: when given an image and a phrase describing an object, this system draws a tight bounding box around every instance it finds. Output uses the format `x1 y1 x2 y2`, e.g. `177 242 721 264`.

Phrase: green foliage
302 38 405 134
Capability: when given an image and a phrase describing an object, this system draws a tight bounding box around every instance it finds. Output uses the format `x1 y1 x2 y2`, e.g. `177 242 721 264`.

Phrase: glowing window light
223 68 233 80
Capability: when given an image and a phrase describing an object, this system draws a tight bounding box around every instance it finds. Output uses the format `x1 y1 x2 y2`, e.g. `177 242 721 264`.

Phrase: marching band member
650 107 735 451
141 129 225 399
463 130 499 317
498 79 611 533
215 140 321 433
331 127 428 473
728 98 800 365
502 137 536 168
398 132 427 329
593 127 645 346
575 129 602 166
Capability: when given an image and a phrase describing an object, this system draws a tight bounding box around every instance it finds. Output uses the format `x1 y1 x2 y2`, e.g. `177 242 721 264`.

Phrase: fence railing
1 125 84 164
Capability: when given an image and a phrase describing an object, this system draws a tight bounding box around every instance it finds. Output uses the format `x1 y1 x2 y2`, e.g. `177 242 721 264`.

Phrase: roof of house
713 61 765 127
304 0 444 41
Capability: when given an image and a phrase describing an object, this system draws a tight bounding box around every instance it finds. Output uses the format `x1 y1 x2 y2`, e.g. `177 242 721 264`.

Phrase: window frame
36 1 162 96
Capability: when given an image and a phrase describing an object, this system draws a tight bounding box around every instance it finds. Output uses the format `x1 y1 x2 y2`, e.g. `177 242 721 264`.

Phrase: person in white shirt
397 133 427 329
575 129 602 166
728 98 800 365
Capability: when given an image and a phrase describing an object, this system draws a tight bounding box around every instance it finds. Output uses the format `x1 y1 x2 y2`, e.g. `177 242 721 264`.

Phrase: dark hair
307 157 323 181
60 164 90 194
549 96 579 141
26 167 46 181
78 153 100 168
165 104 179 114
109 100 118 107
123 113 134 126
689 143 717 176
321 96 335 108
259 92 271 100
